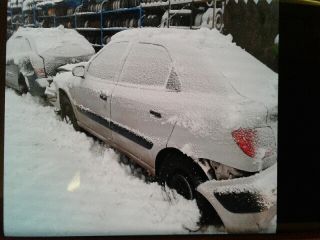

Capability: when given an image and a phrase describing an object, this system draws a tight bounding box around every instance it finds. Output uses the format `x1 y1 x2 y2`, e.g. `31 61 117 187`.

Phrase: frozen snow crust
4 89 207 236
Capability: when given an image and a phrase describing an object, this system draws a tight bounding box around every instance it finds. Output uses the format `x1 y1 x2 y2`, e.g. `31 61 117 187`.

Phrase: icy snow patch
4 89 204 236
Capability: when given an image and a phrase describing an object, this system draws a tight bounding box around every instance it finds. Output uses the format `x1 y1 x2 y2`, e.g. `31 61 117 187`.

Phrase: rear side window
119 43 172 87
87 42 129 81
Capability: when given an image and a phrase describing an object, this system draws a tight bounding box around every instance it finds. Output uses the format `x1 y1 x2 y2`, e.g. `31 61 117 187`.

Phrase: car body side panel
163 93 275 173
167 124 277 173
111 85 176 169
70 76 115 141
167 124 261 172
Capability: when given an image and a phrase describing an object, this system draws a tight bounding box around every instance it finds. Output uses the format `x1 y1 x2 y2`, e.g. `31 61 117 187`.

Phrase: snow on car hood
32 26 94 57
34 27 94 76
57 62 88 72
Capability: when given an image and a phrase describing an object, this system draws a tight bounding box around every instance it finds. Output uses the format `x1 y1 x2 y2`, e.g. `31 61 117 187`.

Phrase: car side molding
77 106 154 150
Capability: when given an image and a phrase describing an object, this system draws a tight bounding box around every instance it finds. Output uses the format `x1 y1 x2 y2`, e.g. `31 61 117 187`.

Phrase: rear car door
111 42 179 170
70 41 129 141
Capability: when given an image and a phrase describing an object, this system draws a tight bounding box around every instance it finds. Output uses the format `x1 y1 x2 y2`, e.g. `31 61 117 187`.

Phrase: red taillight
35 68 46 78
232 128 257 158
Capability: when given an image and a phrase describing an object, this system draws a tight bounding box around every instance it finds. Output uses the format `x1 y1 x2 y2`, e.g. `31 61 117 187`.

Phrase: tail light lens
232 127 277 159
232 128 257 158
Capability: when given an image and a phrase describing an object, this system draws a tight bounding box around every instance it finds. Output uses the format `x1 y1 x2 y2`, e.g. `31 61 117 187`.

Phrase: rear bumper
197 163 277 233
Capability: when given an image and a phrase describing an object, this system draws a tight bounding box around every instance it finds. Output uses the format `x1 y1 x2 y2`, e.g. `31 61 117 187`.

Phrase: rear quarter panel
165 93 271 172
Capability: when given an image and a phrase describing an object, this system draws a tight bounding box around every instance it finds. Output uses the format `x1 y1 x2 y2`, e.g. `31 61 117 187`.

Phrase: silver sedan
46 28 278 232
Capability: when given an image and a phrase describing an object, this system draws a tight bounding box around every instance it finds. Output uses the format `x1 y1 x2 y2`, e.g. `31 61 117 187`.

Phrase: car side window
87 42 129 81
119 43 172 87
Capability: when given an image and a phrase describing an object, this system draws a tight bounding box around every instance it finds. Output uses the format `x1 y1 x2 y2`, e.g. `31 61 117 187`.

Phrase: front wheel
60 94 80 131
158 152 221 224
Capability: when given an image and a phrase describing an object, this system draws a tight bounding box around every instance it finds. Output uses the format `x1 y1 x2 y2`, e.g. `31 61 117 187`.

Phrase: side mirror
72 65 85 78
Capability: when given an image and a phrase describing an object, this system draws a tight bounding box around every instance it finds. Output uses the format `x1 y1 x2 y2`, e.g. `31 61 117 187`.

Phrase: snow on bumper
197 163 277 233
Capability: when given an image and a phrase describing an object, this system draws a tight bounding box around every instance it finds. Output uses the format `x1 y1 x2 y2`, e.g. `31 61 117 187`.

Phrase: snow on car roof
12 26 94 56
112 28 277 107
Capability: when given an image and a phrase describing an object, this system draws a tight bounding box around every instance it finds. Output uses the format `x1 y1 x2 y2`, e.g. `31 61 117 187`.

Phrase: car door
6 36 32 90
111 42 179 170
69 41 130 141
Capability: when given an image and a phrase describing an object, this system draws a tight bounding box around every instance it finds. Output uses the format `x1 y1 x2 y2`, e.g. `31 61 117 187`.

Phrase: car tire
158 152 221 224
215 12 223 32
60 94 80 131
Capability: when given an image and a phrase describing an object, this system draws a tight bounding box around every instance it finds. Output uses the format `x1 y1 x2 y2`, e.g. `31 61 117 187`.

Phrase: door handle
100 93 108 101
150 110 162 118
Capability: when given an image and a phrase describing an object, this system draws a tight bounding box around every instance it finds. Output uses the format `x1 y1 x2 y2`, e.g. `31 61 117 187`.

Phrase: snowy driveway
4 89 218 236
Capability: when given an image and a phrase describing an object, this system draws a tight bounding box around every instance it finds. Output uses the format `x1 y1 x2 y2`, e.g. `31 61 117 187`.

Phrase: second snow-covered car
46 28 278 232
5 26 95 96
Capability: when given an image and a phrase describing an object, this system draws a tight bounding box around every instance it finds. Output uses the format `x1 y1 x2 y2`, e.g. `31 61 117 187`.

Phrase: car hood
41 53 92 76
56 62 88 72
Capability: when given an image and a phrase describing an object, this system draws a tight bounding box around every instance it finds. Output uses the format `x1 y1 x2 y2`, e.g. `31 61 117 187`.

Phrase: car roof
112 28 231 52
13 26 79 40
11 26 94 56
112 28 277 106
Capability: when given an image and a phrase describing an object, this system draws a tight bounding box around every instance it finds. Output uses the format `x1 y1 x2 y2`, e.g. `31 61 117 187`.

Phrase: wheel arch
155 147 213 180
58 88 75 109
58 88 68 109
58 88 76 113
59 88 80 131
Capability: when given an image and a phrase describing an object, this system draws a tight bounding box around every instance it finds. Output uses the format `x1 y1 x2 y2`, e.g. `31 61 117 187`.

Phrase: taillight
35 68 46 78
232 128 257 158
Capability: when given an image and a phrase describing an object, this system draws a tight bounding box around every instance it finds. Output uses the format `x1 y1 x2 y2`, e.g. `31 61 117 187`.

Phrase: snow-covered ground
4 89 224 236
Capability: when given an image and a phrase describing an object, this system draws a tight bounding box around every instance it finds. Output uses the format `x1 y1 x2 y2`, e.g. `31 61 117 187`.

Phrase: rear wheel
158 152 221 225
60 93 80 131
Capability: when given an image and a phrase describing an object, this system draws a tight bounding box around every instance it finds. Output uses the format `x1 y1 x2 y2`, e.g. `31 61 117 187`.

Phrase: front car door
70 41 130 141
111 42 180 172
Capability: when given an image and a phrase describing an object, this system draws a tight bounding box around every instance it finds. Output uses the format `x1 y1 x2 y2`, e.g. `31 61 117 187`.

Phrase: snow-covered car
5 26 95 96
46 28 277 232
